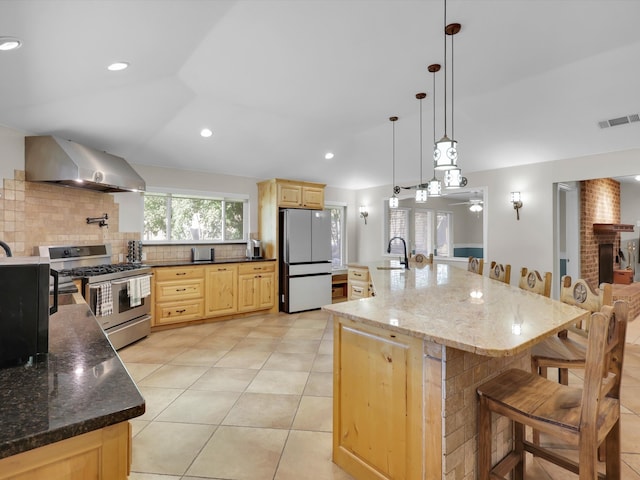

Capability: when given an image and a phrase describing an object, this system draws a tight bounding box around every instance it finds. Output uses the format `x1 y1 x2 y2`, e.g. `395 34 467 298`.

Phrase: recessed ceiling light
107 62 129 71
0 37 22 51
200 128 213 138
324 152 334 160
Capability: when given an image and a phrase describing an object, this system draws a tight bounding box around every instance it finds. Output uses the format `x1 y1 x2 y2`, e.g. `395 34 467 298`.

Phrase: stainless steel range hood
25 136 146 193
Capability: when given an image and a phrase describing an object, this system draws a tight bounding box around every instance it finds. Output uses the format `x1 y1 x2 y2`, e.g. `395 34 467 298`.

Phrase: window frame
142 188 249 244
325 202 347 269
383 199 454 258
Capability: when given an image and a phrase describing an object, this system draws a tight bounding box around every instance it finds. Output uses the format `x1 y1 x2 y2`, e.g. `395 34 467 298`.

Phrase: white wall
354 148 640 291
621 180 640 280
0 124 26 179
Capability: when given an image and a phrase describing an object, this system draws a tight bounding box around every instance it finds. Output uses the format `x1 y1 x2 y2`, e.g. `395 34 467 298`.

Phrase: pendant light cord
443 0 447 138
392 118 396 189
419 95 424 184
451 25 455 142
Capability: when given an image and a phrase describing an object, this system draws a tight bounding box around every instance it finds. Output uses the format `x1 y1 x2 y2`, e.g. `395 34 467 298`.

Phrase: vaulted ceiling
1 0 639 190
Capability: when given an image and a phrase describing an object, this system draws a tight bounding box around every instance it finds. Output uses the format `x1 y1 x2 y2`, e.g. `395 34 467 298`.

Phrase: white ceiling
1 0 640 190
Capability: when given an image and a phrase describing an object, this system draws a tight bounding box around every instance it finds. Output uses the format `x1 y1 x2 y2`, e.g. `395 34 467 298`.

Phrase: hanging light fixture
389 116 400 209
415 93 428 203
434 0 460 171
427 64 442 197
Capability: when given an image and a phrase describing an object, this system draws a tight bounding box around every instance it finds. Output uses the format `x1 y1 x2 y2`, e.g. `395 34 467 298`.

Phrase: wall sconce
359 206 369 225
510 192 523 220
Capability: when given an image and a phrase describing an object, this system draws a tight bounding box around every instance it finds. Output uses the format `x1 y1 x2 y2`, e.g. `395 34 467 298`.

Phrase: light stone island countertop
323 260 589 357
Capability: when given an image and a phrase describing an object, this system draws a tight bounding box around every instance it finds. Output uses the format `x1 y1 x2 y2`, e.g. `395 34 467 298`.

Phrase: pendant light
443 167 467 188
434 0 460 171
427 64 442 197
389 116 399 209
415 93 428 203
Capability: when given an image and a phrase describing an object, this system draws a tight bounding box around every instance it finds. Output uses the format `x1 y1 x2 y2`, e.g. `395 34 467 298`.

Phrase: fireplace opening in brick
599 243 613 285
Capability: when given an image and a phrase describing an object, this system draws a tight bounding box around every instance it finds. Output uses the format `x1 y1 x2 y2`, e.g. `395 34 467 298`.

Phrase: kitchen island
323 261 589 480
0 303 145 479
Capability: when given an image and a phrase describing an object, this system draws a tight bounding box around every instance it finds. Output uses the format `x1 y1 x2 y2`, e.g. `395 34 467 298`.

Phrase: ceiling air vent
598 113 640 128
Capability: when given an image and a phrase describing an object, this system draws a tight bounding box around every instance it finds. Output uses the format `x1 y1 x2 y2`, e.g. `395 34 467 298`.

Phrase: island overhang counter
323 261 589 480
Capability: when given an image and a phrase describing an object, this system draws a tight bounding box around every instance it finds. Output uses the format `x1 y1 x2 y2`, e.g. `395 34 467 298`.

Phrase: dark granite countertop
148 257 276 268
0 304 145 459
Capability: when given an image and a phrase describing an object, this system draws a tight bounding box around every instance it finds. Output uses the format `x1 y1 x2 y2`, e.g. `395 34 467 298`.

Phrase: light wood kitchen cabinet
276 181 324 209
237 262 275 313
347 266 370 300
333 316 427 480
0 421 131 480
205 264 238 317
153 266 205 326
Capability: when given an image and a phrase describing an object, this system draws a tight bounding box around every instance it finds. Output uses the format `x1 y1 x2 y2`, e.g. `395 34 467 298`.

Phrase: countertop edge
148 258 276 268
323 261 590 357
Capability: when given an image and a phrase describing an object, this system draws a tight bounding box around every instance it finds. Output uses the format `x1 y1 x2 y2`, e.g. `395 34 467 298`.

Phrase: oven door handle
110 274 153 286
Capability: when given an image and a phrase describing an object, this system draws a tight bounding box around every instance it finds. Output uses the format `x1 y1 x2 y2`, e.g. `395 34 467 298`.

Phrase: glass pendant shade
434 135 458 170
469 203 483 213
427 176 442 197
443 167 466 188
415 188 428 203
389 195 399 209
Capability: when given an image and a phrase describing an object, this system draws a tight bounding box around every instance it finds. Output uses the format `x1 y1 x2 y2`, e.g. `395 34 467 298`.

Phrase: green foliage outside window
143 193 245 242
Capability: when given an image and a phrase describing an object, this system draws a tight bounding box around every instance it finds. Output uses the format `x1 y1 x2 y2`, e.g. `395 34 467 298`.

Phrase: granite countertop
323 261 589 357
148 257 276 268
0 304 145 459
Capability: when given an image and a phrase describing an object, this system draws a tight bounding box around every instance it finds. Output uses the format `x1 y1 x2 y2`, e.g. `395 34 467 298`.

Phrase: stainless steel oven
39 244 152 349
85 272 152 350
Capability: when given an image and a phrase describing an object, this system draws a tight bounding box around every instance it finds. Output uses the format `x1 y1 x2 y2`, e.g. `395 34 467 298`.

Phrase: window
414 209 434 255
387 207 410 255
143 192 247 242
436 211 453 257
327 205 346 267
384 201 453 257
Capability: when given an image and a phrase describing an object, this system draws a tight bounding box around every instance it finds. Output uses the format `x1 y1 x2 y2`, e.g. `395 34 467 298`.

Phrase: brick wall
580 178 621 289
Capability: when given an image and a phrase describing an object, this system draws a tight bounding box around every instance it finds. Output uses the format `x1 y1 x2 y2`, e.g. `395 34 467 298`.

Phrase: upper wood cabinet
271 179 326 209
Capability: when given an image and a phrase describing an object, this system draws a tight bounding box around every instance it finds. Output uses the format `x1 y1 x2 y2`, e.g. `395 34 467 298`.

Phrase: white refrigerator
280 209 332 313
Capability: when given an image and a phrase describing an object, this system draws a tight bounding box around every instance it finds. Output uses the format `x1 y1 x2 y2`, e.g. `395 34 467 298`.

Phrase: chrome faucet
387 236 409 269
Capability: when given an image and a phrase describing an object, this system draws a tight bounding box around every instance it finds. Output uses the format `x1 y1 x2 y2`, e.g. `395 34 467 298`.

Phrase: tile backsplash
0 170 246 262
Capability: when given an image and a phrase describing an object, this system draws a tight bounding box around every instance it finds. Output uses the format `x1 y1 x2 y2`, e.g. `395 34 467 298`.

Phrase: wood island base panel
324 261 589 480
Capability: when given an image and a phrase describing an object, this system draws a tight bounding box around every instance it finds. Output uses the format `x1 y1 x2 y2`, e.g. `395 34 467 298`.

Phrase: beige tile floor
119 310 640 480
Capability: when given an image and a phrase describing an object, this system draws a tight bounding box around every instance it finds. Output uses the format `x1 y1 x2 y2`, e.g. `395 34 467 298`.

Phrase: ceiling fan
450 198 484 212
449 198 483 206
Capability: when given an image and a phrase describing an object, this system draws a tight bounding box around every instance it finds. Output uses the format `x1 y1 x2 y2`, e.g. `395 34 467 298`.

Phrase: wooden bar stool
477 300 628 480
518 267 551 298
489 261 511 284
531 276 612 384
468 256 484 275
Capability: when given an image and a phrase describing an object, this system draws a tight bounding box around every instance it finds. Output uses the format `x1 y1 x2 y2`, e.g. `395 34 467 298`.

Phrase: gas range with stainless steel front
39 244 152 349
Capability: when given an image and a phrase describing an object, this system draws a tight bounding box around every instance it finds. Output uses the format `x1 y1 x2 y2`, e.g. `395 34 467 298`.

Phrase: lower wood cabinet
205 264 238 316
152 261 276 328
0 422 131 480
153 266 205 326
347 266 371 300
237 262 275 313
333 317 430 480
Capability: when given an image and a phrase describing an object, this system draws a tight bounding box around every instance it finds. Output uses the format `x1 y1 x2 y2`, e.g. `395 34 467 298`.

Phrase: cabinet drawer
155 300 204 325
155 279 204 302
348 267 369 282
349 280 369 300
155 266 204 282
238 262 276 275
